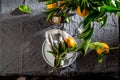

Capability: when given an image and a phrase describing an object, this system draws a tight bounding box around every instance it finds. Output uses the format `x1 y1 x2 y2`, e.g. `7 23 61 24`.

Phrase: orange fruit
65 37 76 48
47 2 58 9
76 6 89 17
96 43 109 55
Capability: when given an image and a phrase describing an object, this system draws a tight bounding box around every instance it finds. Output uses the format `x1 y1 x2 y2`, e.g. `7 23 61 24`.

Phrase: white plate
42 29 77 68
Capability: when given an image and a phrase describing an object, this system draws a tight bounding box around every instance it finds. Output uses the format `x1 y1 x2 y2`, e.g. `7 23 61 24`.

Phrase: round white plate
42 40 77 68
42 29 77 68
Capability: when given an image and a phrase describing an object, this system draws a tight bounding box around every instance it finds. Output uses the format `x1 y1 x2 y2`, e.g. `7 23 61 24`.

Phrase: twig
109 44 120 50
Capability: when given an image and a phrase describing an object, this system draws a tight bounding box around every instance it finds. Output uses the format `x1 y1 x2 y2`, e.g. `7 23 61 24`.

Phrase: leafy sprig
47 34 77 72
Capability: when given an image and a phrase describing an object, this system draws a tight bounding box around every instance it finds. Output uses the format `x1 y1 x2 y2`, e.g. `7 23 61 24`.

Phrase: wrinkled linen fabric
0 0 119 77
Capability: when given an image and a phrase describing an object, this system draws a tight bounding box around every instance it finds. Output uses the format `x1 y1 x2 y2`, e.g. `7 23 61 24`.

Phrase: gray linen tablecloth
0 0 119 77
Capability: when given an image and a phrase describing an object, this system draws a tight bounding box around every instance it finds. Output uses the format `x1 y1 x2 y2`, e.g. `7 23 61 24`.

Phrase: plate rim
42 29 78 68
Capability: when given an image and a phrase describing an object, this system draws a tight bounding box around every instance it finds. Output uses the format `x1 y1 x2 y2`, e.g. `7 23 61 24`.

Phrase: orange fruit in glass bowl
96 43 109 55
46 2 58 9
76 6 89 17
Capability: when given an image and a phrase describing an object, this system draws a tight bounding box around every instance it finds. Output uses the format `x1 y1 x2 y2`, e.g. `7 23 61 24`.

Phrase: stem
49 66 57 73
60 51 67 58
50 57 61 73
110 44 120 50
54 57 61 67
109 46 119 50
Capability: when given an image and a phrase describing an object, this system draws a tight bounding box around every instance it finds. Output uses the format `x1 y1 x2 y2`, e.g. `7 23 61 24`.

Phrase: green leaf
54 57 61 67
96 12 105 19
52 46 59 55
60 52 67 58
100 15 108 28
98 57 103 63
98 52 106 63
115 0 120 8
61 41 66 51
46 11 55 21
18 5 31 14
58 42 64 55
83 16 93 29
89 42 104 50
44 8 60 21
111 0 117 7
79 0 88 12
47 51 56 57
84 27 94 40
100 5 120 12
65 16 70 23
82 39 91 54
75 41 84 54
80 23 91 34
103 0 112 5
82 12 99 32
47 51 54 54
117 12 120 16
77 27 93 39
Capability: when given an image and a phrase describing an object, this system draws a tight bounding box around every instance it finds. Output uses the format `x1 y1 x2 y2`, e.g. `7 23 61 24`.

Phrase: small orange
76 6 89 17
65 37 76 48
47 2 58 9
96 43 109 55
